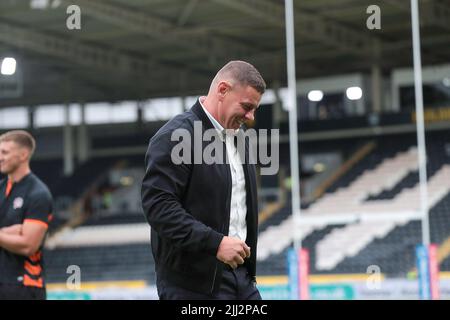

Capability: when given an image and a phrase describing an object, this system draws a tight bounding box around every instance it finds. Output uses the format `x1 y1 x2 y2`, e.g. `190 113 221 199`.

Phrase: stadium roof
0 0 449 107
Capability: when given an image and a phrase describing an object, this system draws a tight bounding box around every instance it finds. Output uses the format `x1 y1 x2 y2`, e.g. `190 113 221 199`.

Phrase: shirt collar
198 97 240 139
199 97 224 133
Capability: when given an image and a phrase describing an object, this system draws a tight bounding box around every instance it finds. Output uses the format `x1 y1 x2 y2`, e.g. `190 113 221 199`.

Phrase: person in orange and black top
0 130 53 300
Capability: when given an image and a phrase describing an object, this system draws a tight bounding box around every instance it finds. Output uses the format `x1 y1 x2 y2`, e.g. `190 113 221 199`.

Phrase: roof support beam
0 21 178 79
61 0 255 64
421 0 450 31
210 0 373 53
384 0 450 31
177 0 200 27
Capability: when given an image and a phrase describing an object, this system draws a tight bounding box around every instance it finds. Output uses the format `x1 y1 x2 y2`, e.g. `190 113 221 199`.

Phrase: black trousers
157 265 262 300
0 284 46 300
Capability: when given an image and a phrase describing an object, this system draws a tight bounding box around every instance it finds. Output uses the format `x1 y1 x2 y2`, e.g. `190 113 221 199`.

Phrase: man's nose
245 110 255 121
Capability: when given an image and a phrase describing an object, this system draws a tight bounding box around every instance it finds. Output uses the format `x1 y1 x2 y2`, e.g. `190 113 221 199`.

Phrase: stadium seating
257 131 450 276
44 213 153 284
44 244 155 283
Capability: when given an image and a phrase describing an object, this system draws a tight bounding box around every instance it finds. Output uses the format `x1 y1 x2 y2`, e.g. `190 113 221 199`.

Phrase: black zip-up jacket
141 101 258 295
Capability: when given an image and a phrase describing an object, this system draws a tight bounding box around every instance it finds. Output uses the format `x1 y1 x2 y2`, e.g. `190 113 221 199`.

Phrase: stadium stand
44 244 155 283
40 154 153 284
256 131 450 277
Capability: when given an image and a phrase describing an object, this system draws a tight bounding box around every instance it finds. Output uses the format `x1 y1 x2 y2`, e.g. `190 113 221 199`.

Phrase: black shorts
0 284 46 300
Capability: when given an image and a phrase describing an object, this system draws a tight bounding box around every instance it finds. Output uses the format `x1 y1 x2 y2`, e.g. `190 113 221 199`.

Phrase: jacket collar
191 99 215 131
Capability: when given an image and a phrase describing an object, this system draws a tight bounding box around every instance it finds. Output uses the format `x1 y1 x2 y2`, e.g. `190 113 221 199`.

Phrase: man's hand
0 224 22 235
216 236 251 269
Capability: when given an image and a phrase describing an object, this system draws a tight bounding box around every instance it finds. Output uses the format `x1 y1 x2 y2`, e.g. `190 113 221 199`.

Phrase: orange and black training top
0 173 53 288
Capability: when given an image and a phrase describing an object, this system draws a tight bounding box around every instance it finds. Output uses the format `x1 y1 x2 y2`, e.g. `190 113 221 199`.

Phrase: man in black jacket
141 60 266 299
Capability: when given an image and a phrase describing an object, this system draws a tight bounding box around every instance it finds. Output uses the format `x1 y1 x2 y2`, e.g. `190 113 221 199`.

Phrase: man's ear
217 81 231 101
19 148 30 162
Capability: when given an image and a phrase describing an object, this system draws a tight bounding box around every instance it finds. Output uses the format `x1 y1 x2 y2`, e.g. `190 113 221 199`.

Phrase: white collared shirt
199 98 247 242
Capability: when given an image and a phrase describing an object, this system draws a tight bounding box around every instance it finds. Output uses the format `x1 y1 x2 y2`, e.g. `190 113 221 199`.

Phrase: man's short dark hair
0 130 36 157
217 60 266 94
